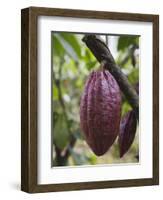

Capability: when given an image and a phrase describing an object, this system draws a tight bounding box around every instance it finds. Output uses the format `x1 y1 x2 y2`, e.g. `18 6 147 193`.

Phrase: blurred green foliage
52 32 139 166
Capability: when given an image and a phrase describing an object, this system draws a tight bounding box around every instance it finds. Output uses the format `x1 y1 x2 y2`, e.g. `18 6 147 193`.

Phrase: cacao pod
54 114 69 150
118 110 137 158
80 70 121 156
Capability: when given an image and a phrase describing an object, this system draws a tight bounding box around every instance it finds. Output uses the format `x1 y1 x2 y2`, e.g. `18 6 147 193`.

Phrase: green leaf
128 68 139 84
122 101 132 116
60 33 82 58
52 34 65 57
86 61 97 70
53 115 69 149
54 33 79 62
53 85 58 100
87 154 97 164
83 48 96 63
118 36 139 51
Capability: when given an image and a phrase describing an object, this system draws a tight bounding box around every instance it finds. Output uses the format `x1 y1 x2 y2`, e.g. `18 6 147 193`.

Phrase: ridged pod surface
80 70 121 156
118 110 137 158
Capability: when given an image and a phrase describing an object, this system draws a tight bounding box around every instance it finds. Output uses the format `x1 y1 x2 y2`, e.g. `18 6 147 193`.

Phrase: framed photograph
21 7 159 193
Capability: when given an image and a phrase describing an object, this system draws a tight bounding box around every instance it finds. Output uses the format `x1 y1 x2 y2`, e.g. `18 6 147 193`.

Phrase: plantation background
52 32 139 166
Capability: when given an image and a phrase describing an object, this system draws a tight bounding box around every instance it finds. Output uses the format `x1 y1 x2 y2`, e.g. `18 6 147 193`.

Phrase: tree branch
82 34 139 120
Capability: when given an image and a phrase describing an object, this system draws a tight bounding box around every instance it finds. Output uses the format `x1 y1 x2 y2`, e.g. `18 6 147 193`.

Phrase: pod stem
82 34 139 120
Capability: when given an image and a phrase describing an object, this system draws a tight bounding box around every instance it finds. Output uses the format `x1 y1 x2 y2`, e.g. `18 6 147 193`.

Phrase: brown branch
82 34 139 120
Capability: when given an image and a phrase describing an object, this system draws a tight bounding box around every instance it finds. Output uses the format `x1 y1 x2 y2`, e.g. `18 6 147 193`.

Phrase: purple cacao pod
80 70 121 156
119 110 137 158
